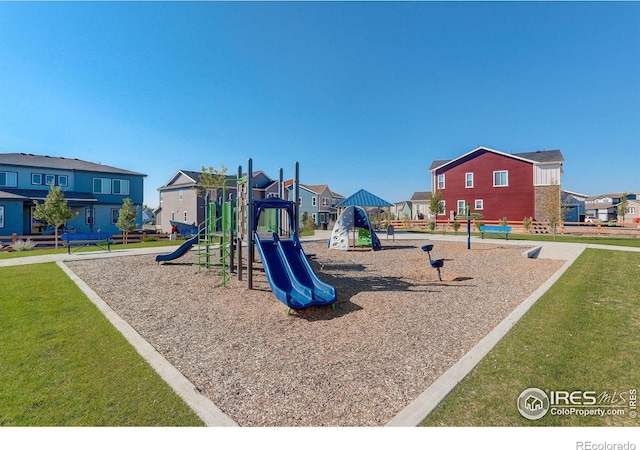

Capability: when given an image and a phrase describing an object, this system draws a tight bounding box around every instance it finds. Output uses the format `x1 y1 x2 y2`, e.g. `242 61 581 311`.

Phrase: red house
429 147 565 221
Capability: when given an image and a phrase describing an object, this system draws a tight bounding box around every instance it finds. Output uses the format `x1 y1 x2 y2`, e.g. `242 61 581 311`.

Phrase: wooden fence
0 232 171 248
386 219 640 238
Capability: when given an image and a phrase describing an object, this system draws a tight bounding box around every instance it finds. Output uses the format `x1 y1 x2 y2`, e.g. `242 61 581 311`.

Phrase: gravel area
65 239 563 426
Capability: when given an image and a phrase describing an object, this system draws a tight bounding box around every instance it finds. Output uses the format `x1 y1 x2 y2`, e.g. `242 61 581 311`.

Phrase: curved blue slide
254 233 337 310
155 234 199 263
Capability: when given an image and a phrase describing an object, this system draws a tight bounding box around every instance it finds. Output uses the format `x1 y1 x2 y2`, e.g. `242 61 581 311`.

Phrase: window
322 197 329 206
298 197 302 206
183 211 188 222
171 211 175 221
439 200 446 215
312 197 317 207
457 200 466 215
475 199 484 210
45 174 56 186
111 209 119 225
57 175 68 187
179 189 183 201
113 179 130 195
312 213 317 223
93 178 111 194
0 205 4 228
493 171 508 187
437 174 445 189
0 171 17 187
465 173 474 188
32 174 43 185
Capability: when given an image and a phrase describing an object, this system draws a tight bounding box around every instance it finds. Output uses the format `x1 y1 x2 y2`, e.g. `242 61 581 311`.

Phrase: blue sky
1 1 638 209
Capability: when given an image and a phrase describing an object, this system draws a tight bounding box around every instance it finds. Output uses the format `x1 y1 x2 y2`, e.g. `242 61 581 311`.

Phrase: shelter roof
336 188 393 207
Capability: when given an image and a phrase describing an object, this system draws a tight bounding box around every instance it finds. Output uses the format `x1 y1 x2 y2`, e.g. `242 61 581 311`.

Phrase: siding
534 164 562 186
435 150 536 221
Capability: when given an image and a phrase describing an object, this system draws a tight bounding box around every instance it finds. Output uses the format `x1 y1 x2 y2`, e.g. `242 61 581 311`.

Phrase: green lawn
421 249 640 426
0 263 204 426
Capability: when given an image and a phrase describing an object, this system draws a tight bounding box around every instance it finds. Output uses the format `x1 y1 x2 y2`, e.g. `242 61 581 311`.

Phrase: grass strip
422 249 640 427
0 263 204 426
421 248 640 426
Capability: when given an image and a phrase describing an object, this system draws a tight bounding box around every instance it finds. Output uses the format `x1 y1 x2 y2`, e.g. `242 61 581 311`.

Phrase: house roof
159 169 273 190
283 179 344 198
336 189 393 207
429 147 565 171
411 191 432 201
0 188 97 202
0 152 145 176
395 200 412 208
562 189 591 199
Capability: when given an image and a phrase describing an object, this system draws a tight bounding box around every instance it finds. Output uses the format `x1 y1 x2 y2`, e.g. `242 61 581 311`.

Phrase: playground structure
155 159 337 313
329 205 381 251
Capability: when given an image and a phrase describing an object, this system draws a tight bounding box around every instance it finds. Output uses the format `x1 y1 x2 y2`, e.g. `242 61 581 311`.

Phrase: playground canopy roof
336 189 393 208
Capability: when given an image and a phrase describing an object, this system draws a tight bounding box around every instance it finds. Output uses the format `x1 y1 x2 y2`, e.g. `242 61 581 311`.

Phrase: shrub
474 221 484 232
428 221 436 232
452 221 461 233
523 216 532 233
499 217 508 226
12 239 36 251
142 236 158 242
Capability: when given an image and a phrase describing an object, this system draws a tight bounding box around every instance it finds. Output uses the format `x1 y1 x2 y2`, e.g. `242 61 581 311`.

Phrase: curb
57 261 239 427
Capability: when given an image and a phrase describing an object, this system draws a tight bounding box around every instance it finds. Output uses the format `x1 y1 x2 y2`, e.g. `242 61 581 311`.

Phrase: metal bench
421 244 444 281
480 225 512 240
61 232 114 254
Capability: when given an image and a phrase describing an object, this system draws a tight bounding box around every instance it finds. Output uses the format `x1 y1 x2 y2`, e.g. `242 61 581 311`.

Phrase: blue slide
254 233 337 311
155 234 199 263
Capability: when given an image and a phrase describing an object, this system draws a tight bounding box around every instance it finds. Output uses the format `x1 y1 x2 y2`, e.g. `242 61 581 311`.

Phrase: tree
116 198 139 244
195 165 228 202
429 190 444 219
301 211 316 233
33 183 79 248
617 193 629 224
538 181 564 239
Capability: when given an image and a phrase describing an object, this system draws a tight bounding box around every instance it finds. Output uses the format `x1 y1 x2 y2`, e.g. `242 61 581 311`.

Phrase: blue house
0 153 146 236
284 181 344 230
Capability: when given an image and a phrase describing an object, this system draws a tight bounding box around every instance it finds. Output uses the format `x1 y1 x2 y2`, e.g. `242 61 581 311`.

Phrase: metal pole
467 203 471 250
279 167 284 235
293 161 299 237
237 165 243 281
247 158 254 290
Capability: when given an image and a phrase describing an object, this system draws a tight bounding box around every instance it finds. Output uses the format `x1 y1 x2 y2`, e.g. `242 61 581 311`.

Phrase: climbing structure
329 205 381 251
193 176 247 286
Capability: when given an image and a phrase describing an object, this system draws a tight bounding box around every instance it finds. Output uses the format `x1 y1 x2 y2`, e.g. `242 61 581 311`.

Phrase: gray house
155 169 278 233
